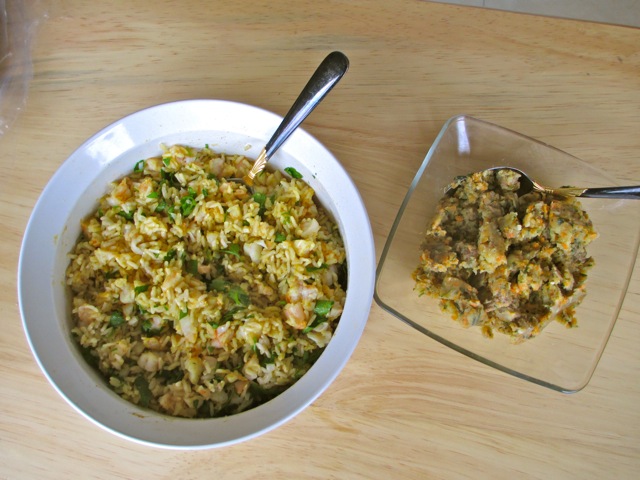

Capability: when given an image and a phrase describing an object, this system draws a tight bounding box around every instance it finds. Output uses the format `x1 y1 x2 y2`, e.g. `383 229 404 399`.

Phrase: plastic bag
0 0 46 137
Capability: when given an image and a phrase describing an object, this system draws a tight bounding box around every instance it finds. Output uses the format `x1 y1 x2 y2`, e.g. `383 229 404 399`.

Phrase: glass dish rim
374 113 639 393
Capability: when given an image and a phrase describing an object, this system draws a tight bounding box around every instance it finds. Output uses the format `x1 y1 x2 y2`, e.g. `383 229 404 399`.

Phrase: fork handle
580 185 640 199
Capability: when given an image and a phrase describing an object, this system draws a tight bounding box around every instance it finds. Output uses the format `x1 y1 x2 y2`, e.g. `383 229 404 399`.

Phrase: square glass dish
375 115 640 392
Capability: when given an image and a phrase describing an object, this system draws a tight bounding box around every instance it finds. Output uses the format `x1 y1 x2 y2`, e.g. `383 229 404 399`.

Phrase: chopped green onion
134 376 152 407
228 285 250 306
118 209 134 221
306 263 328 273
109 311 125 327
303 316 327 334
141 319 153 333
252 192 267 216
313 299 334 317
209 278 229 292
180 195 196 217
162 157 171 166
104 270 118 280
147 191 159 199
186 259 198 275
253 342 276 366
160 169 180 187
259 351 275 366
164 249 177 262
179 308 188 319
274 232 286 243
284 167 303 179
155 200 167 213
134 159 145 172
159 368 183 384
221 243 241 258
134 285 149 295
303 300 334 333
221 305 244 323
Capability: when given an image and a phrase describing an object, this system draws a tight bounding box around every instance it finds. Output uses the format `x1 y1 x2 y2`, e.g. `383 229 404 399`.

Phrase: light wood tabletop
2 1 639 478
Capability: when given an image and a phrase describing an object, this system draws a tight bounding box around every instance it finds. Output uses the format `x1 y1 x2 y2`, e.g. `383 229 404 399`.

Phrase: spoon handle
265 51 349 159
580 185 640 199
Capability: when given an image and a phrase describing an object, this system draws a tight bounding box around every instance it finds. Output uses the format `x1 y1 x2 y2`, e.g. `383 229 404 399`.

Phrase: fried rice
66 144 347 418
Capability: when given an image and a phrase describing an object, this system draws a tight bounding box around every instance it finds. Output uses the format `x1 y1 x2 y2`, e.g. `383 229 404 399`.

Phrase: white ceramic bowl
18 99 375 449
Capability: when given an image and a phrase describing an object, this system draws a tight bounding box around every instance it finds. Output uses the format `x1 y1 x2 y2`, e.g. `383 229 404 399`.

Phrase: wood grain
1 1 639 478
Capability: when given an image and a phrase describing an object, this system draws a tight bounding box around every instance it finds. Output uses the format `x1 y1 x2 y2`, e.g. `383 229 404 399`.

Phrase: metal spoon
449 166 640 199
231 51 349 188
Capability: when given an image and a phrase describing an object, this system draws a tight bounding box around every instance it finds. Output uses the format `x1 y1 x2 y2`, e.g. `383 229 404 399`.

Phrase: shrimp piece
285 281 317 302
328 301 344 320
108 339 131 369
209 156 225 176
243 241 264 264
203 355 218 373
299 284 319 302
299 218 320 239
80 218 102 247
235 380 249 396
321 264 337 287
159 390 180 413
283 302 308 329
112 278 134 304
109 177 133 205
286 281 318 309
196 385 212 399
137 177 155 199
144 157 163 172
255 282 277 302
76 304 101 327
142 335 165 351
242 354 261 381
184 357 204 384
137 351 163 372
179 316 196 343
293 239 315 257
211 323 232 348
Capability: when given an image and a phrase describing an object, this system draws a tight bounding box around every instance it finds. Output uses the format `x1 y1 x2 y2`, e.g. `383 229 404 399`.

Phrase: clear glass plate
375 115 640 392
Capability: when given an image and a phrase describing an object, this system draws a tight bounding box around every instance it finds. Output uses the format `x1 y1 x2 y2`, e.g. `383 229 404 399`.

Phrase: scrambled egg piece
412 169 597 342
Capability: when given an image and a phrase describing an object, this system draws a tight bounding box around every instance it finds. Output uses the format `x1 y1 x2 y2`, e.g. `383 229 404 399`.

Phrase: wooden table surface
2 1 639 478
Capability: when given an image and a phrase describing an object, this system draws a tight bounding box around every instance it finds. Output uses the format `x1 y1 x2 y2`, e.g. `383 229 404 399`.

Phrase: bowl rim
18 99 376 449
